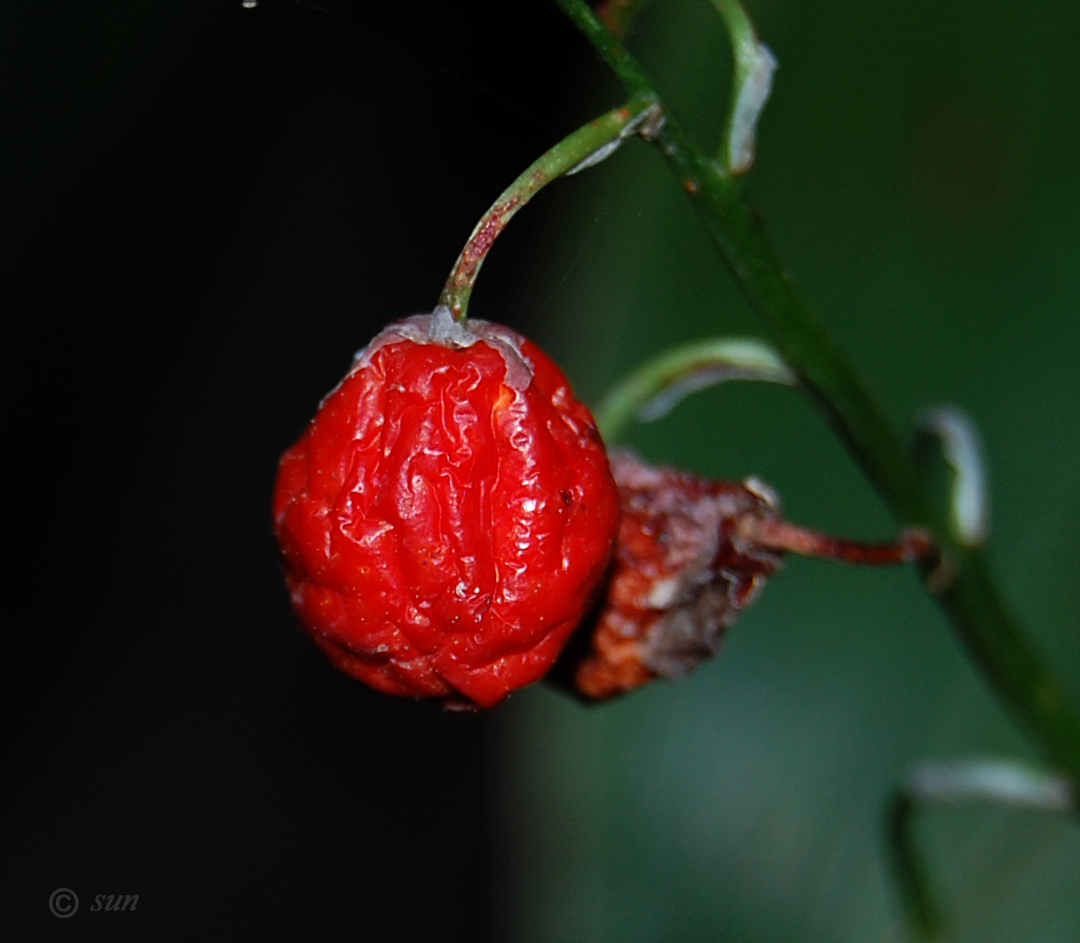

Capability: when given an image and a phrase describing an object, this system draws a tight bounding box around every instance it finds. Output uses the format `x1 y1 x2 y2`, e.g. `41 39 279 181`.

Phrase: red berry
273 308 620 710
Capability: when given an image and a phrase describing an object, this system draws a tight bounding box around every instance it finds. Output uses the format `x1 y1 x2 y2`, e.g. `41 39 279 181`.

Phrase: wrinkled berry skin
273 310 620 710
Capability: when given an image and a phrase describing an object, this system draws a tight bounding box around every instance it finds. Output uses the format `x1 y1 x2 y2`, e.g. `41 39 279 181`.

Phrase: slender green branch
554 0 656 95
592 335 794 442
595 0 655 38
553 0 1080 783
440 95 660 321
887 790 947 941
707 0 755 47
702 0 776 173
888 757 1074 940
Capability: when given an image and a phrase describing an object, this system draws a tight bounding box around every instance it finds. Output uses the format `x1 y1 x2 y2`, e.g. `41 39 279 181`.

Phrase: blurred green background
491 1 1080 941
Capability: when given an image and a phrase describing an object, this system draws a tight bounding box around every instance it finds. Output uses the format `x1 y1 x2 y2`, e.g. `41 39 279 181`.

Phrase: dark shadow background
1 1 591 938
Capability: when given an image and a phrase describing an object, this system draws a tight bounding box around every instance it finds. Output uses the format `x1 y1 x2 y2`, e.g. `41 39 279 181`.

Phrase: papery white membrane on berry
350 306 535 391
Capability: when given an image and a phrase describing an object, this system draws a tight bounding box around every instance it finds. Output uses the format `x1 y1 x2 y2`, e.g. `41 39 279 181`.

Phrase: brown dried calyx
569 449 932 700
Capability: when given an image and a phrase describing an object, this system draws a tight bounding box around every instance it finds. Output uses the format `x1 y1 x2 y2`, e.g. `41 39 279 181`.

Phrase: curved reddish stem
739 517 934 565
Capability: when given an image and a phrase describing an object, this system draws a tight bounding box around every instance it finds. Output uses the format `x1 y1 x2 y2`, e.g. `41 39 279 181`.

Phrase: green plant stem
592 335 794 442
888 791 946 941
702 0 774 172
440 95 659 321
553 0 1080 784
888 757 1074 940
595 0 655 38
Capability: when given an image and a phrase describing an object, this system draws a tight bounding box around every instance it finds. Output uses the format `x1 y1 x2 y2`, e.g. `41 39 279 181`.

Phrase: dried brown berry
570 450 931 700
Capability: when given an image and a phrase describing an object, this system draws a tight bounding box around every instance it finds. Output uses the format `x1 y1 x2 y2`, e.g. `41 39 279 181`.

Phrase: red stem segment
739 518 934 565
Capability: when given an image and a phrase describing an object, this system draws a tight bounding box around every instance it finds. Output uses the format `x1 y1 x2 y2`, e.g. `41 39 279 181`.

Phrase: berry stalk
439 95 661 321
736 517 933 565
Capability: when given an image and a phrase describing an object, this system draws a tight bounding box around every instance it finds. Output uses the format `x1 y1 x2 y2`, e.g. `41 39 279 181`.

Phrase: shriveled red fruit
273 308 620 710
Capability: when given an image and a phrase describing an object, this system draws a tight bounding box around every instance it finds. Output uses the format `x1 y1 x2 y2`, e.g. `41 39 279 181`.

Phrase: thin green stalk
592 335 794 442
553 0 1080 783
555 0 655 95
708 0 754 46
595 0 656 38
703 0 776 172
440 95 660 321
888 791 946 941
888 757 1074 940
